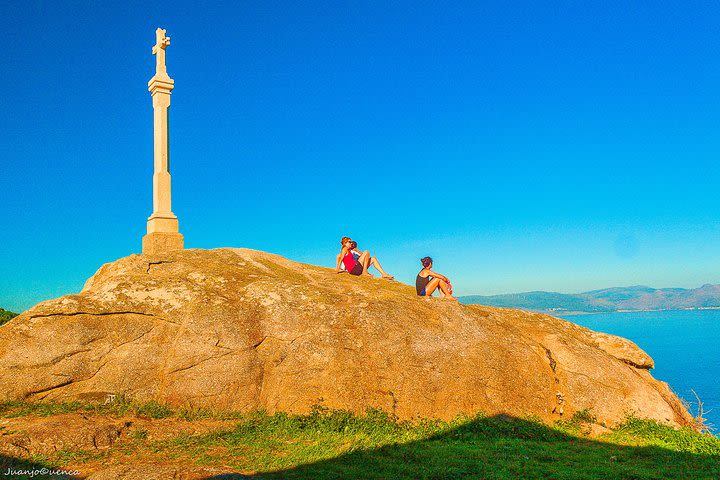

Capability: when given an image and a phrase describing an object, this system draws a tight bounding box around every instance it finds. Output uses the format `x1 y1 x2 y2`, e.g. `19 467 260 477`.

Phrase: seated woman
335 237 351 272
335 237 394 279
336 237 369 276
416 256 457 300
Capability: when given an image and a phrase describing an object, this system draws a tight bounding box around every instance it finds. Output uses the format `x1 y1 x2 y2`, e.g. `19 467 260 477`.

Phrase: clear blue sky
1 1 719 312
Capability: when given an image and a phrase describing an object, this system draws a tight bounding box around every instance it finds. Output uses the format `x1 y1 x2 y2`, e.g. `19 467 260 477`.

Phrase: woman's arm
427 269 448 282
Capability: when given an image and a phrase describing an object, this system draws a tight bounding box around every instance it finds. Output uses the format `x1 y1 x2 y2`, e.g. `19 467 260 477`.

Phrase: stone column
142 28 184 255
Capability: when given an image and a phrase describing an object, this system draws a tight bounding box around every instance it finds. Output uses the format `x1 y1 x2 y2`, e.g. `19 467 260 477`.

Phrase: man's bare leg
370 257 394 279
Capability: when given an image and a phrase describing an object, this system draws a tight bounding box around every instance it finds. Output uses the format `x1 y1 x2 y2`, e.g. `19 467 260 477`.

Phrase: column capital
148 75 174 94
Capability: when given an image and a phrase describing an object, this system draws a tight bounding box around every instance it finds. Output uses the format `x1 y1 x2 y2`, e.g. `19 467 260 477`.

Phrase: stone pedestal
142 232 184 255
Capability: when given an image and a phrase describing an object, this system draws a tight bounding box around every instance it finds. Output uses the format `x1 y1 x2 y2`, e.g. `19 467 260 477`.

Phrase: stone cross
142 27 184 255
152 28 171 77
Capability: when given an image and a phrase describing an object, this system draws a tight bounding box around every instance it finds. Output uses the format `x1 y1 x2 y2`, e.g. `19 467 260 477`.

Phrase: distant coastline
557 306 720 317
459 284 720 315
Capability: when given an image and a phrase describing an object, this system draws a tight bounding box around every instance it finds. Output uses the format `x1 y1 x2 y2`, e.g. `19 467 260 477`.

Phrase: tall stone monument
142 28 184 255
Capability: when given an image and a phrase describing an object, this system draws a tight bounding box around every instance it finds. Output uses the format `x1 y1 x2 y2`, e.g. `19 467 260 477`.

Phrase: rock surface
0 414 234 457
0 248 695 427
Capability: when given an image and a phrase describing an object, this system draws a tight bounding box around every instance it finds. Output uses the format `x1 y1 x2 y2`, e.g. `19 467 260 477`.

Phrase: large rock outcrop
0 248 694 427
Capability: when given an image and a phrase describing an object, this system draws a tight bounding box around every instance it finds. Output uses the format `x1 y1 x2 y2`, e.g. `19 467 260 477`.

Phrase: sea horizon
560 306 720 316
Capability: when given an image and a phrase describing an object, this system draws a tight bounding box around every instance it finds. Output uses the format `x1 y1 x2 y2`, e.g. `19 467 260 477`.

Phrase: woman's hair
340 236 351 246
349 241 357 249
421 256 433 268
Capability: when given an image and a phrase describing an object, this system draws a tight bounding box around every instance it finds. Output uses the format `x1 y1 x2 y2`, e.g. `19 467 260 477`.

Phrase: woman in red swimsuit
335 237 393 278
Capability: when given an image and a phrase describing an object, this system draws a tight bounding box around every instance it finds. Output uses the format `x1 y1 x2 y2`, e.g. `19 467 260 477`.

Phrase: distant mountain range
459 284 720 314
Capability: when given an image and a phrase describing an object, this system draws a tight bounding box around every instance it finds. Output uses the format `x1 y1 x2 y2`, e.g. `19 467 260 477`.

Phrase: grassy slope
0 401 718 479
0 308 18 326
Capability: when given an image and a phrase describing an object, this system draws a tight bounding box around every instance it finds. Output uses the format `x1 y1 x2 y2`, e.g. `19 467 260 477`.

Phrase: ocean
560 309 720 434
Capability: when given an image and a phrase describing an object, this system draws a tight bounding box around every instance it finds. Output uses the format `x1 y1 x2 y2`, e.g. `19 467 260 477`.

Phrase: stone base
142 232 184 255
147 213 179 233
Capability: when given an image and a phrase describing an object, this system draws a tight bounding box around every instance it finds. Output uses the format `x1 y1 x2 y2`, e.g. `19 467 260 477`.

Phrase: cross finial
151 28 171 76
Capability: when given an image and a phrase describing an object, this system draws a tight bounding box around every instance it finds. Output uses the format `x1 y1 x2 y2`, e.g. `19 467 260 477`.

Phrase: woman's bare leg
437 279 449 298
358 250 373 276
438 279 457 300
424 278 441 296
369 257 394 279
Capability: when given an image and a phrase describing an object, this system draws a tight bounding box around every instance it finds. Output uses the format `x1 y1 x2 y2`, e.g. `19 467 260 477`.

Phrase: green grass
0 307 18 326
607 415 720 456
0 396 243 420
1 401 719 479
243 411 720 479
